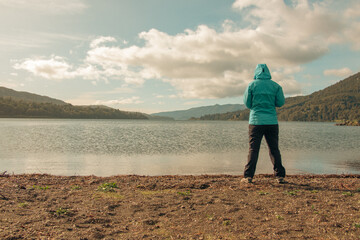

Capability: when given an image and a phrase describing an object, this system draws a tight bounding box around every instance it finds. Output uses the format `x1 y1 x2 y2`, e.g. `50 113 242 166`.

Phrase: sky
1 0 359 114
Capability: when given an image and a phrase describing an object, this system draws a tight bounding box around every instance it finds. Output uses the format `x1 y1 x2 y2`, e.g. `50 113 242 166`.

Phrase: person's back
241 64 286 184
244 64 285 125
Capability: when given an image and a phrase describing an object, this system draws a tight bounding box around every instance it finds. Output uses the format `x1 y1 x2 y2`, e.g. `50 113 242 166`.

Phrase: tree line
0 97 147 119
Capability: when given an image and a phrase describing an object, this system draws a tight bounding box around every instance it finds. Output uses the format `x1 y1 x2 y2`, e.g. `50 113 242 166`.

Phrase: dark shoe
241 177 253 184
277 177 286 184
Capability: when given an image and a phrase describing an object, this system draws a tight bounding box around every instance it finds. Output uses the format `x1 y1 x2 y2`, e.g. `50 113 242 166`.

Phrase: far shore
1 173 359 239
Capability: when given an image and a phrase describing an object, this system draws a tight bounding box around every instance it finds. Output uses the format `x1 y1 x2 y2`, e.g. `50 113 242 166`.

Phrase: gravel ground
0 173 359 239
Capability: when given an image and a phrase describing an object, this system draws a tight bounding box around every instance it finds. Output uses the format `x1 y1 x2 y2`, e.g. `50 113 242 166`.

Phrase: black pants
244 124 286 178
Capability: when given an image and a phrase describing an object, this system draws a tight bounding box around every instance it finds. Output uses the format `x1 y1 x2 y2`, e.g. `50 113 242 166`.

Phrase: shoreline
1 174 359 239
2 171 360 177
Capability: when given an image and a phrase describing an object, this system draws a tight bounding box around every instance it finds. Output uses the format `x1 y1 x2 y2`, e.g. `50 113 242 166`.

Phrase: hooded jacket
243 64 285 125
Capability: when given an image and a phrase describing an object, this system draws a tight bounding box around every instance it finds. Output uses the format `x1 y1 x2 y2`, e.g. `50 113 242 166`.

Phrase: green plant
33 185 49 190
342 192 354 196
354 223 360 228
71 185 81 190
177 190 191 196
276 215 284 220
311 190 318 193
98 182 118 192
55 207 68 216
258 191 269 195
284 190 298 196
18 202 28 208
222 220 231 226
206 214 214 221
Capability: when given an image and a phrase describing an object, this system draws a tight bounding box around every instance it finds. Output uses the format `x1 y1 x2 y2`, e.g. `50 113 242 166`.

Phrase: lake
0 119 359 176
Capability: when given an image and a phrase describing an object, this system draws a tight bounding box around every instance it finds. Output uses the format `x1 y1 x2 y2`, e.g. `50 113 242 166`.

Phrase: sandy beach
0 173 359 239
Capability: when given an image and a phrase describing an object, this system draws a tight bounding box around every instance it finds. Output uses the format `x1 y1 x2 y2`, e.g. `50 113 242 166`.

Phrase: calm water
0 119 359 176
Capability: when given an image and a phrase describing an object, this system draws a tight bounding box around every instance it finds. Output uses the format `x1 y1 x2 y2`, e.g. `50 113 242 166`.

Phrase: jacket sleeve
243 85 252 109
275 86 285 107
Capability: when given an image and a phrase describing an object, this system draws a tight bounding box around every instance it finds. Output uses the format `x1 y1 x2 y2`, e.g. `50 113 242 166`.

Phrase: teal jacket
243 64 285 125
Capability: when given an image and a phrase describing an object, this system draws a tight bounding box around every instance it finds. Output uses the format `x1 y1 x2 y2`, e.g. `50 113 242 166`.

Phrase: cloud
13 56 74 80
13 0 360 98
90 36 117 48
95 97 143 105
323 68 353 77
0 0 88 14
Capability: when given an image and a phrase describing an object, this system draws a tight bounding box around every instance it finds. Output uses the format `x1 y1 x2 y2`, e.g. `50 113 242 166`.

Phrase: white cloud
90 36 117 49
272 70 303 95
95 97 143 105
13 1 360 98
323 68 353 77
344 2 360 18
0 0 88 14
13 56 74 80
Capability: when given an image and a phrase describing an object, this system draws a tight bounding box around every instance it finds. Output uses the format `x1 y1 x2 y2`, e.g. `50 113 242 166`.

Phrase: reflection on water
0 119 359 176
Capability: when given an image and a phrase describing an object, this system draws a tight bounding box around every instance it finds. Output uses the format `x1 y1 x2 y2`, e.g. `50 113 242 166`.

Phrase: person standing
242 64 286 184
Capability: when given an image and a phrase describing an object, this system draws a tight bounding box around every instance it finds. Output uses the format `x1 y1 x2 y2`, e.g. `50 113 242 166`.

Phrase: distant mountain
0 86 67 105
151 104 246 120
194 72 360 122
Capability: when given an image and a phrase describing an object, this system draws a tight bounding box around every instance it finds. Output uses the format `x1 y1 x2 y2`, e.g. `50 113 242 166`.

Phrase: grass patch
206 214 215 221
71 185 81 190
258 191 269 195
276 215 284 220
32 185 49 190
342 192 354 197
284 190 299 196
98 182 118 192
177 190 191 196
311 205 319 214
94 192 124 199
18 202 29 208
55 207 68 216
222 220 231 226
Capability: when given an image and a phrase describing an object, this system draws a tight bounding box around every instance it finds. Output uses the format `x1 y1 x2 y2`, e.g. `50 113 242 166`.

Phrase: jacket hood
254 64 271 80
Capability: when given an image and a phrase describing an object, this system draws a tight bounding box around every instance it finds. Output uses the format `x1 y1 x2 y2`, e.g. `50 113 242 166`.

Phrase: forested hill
0 86 67 105
0 87 148 119
0 97 148 119
194 72 360 122
277 72 359 121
